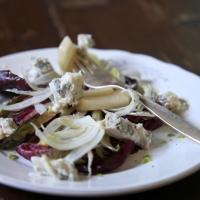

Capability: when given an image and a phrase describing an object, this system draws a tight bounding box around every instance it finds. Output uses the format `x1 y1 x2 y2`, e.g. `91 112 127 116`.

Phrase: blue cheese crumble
157 91 187 113
0 118 18 139
25 57 54 82
77 34 95 49
31 155 78 181
104 113 152 149
49 72 84 113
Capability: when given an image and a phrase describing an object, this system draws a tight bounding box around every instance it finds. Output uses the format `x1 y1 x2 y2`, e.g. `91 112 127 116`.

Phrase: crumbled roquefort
104 113 152 149
25 57 54 82
142 85 158 101
142 85 187 113
0 118 18 139
49 71 84 113
77 34 95 49
31 155 78 181
157 91 187 113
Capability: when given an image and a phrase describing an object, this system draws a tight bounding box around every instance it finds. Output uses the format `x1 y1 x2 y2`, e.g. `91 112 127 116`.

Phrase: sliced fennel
64 126 104 163
22 68 47 91
100 134 118 152
86 151 93 177
42 115 93 133
0 90 52 111
103 89 140 116
34 103 47 115
31 71 60 85
31 115 105 151
6 87 51 96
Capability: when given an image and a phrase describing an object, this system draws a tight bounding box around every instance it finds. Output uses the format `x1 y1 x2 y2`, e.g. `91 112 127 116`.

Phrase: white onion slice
64 124 104 163
22 67 45 91
87 151 93 177
33 71 60 85
50 126 88 139
43 115 94 133
32 119 102 150
125 111 154 117
34 103 47 115
100 134 117 151
6 87 51 96
103 89 139 116
0 90 52 111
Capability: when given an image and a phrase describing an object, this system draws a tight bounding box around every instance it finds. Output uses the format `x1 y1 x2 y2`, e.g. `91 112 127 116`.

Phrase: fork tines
73 51 98 75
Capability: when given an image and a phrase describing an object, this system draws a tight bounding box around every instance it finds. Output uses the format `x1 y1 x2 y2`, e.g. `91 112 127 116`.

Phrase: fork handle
139 95 200 143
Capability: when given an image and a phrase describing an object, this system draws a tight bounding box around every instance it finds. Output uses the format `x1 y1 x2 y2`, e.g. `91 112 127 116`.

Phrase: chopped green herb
115 144 120 151
97 173 103 177
7 153 18 159
168 133 175 137
142 155 151 163
177 134 186 138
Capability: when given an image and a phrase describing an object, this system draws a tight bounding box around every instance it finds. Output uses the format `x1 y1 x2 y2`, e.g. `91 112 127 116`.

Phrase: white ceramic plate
0 48 200 197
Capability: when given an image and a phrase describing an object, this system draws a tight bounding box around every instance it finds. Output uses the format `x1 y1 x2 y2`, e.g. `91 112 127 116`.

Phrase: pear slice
83 87 115 97
57 36 76 75
76 90 131 111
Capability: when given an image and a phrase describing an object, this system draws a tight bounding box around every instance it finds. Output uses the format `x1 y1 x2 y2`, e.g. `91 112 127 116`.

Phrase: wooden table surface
0 0 200 199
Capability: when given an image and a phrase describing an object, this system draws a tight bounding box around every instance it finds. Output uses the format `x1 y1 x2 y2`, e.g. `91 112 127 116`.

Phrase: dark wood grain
0 0 200 199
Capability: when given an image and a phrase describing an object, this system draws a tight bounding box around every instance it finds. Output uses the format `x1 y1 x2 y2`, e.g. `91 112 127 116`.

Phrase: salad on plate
0 34 187 181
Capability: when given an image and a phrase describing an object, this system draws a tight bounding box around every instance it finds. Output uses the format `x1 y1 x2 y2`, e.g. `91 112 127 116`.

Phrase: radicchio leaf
8 99 51 125
16 142 68 160
75 138 135 174
0 70 32 91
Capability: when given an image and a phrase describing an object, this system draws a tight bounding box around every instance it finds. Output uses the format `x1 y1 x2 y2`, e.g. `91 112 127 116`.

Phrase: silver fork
73 52 200 144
